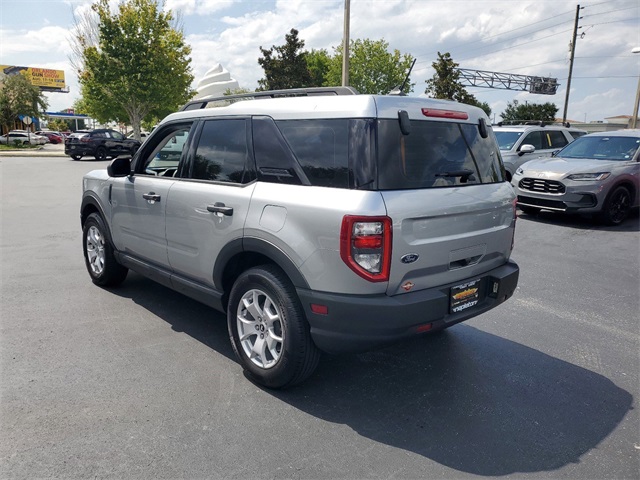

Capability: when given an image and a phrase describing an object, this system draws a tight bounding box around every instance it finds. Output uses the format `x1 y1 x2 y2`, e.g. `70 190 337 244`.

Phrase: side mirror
107 156 132 177
518 144 535 156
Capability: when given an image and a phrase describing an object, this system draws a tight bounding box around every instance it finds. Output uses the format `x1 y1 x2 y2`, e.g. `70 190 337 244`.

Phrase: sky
0 0 639 123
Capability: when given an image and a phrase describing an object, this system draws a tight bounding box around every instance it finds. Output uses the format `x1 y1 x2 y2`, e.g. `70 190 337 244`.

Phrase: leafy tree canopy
257 28 312 91
0 72 48 131
257 31 414 95
500 99 558 123
325 38 414 94
425 52 491 117
73 0 194 140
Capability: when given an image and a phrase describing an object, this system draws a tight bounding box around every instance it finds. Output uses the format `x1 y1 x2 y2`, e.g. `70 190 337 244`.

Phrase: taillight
340 216 392 282
80 136 91 143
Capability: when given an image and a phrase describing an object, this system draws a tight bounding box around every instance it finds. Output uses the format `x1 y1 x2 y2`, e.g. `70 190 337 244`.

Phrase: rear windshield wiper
435 169 476 183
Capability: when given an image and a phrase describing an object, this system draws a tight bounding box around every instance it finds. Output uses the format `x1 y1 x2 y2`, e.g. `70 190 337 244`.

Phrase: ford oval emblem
401 253 419 264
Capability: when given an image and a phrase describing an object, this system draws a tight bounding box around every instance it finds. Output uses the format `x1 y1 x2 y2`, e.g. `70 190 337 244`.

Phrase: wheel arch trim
213 237 310 291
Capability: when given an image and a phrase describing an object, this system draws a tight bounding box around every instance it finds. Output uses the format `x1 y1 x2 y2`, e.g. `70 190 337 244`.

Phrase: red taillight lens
80 136 91 143
421 108 469 120
340 215 392 282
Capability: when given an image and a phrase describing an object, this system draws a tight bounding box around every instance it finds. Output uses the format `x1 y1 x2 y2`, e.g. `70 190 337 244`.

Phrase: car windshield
558 135 640 161
494 131 523 151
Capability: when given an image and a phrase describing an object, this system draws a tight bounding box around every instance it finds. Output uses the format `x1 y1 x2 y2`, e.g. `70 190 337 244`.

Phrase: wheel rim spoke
237 288 284 369
86 226 105 275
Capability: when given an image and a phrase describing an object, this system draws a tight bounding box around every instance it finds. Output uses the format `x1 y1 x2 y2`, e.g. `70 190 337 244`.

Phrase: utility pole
341 0 350 86
562 4 582 124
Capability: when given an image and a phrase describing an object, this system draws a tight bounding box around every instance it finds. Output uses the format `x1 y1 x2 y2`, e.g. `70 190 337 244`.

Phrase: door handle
207 202 233 216
142 192 161 202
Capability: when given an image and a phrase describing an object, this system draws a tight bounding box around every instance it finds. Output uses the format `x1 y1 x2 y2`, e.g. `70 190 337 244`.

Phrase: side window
521 131 543 150
276 119 349 188
138 123 193 177
111 131 124 141
191 119 251 183
93 132 107 139
548 130 569 149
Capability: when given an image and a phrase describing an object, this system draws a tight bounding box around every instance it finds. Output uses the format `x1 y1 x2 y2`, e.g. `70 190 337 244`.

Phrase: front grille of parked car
519 178 566 194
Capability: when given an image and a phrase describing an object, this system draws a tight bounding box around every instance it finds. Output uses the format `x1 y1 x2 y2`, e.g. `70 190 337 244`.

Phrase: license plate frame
450 279 481 314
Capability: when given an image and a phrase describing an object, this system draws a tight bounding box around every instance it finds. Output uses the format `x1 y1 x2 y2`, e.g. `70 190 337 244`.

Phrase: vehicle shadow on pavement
109 272 236 361
108 273 632 476
517 208 640 232
272 326 633 476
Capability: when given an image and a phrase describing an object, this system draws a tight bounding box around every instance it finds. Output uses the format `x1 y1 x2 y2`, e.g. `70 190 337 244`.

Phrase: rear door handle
207 202 233 216
142 192 161 202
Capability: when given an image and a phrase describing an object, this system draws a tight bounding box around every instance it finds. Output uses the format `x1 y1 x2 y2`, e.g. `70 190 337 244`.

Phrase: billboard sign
0 65 66 91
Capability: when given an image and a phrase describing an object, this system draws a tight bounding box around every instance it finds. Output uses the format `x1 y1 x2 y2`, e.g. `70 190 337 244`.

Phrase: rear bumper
65 144 95 156
298 260 519 354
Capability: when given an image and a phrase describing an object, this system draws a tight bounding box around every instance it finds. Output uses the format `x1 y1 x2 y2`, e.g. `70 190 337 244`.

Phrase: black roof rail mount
181 86 360 111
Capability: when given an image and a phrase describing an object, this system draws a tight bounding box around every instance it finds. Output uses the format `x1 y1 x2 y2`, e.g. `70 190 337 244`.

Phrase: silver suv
81 88 519 388
494 124 585 180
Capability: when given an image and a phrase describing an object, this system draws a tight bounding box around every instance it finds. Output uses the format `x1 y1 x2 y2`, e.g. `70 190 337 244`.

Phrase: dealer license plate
450 279 481 313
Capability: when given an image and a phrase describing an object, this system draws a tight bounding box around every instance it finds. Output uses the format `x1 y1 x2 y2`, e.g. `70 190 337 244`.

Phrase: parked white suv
494 124 585 180
81 88 519 388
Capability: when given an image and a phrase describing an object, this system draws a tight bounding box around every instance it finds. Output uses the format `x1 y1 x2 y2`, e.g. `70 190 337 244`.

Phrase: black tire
519 205 541 215
95 146 107 161
599 185 632 225
227 265 320 389
71 154 82 161
82 213 128 287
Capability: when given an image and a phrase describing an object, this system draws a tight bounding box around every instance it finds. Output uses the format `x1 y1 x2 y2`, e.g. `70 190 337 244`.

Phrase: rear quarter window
276 119 350 188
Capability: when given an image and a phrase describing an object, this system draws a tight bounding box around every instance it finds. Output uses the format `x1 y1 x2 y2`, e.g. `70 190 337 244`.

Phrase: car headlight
515 167 524 175
566 172 611 181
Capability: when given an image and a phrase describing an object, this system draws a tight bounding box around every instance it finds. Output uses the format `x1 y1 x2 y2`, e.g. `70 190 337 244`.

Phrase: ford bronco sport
81 87 519 388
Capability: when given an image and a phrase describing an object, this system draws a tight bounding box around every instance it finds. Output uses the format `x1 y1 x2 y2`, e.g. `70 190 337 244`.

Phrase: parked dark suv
65 128 141 161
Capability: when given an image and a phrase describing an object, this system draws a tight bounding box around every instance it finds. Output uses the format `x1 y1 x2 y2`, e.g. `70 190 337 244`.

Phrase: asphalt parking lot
1 155 638 479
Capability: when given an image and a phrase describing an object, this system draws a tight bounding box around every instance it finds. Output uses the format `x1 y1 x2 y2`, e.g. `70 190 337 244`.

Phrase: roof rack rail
181 86 360 111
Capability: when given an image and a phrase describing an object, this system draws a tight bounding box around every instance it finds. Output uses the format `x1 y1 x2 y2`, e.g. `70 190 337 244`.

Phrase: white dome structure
193 64 240 99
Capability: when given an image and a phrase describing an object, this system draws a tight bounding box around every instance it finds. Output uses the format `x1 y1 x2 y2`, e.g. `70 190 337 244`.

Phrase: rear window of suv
377 120 504 190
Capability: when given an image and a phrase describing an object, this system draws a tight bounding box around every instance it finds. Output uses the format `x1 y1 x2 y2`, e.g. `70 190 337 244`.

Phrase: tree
325 39 414 94
500 100 558 123
425 52 491 117
257 29 313 90
306 49 331 87
0 72 48 132
72 0 194 140
47 118 71 132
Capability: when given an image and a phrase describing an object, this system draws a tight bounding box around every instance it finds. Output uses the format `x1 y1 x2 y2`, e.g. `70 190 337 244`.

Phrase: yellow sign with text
1 65 66 90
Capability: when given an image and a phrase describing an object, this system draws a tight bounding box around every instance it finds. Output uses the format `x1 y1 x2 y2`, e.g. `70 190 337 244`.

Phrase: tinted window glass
192 119 249 183
547 130 569 149
521 131 543 150
558 135 640 161
494 131 523 151
140 123 193 177
253 116 306 185
277 119 349 188
377 120 504 190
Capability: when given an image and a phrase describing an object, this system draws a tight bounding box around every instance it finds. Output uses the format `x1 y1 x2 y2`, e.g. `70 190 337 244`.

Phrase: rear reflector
310 304 328 315
416 323 433 333
421 108 469 120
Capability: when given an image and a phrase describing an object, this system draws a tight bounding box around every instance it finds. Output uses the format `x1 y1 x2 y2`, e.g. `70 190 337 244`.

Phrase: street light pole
631 47 640 129
341 0 350 86
562 4 582 125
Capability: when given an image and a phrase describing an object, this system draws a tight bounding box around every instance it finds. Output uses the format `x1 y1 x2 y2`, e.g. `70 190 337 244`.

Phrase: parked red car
36 131 64 144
